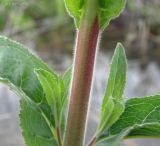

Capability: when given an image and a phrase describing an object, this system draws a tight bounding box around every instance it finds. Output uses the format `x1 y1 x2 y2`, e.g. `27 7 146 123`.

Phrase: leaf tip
115 42 127 60
116 42 124 50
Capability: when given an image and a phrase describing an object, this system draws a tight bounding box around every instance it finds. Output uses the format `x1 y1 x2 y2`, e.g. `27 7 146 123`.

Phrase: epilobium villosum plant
0 0 160 146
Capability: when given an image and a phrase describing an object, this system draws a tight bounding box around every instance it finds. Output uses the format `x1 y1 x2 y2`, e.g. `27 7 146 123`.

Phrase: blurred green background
0 0 160 66
0 0 160 146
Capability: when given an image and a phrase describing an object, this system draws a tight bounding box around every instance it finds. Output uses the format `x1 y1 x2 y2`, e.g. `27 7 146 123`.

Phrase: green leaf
97 95 160 145
97 43 127 135
106 101 125 130
64 0 84 27
111 95 160 138
128 123 160 138
62 66 72 103
98 0 126 29
0 36 53 102
97 98 115 134
35 69 60 124
62 66 72 89
104 43 127 101
0 36 58 145
95 127 132 146
20 98 57 146
64 0 126 29
35 69 69 127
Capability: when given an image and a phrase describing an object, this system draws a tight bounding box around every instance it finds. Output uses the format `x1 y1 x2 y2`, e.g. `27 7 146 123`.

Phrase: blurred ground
0 0 160 146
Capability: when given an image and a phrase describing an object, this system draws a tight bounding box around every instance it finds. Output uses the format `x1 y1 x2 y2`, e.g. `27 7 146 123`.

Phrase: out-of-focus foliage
128 0 160 25
1 0 159 34
129 0 160 16
0 0 69 33
0 0 160 63
0 0 74 55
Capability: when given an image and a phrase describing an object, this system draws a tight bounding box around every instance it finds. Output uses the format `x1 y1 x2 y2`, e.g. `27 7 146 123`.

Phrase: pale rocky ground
0 52 160 146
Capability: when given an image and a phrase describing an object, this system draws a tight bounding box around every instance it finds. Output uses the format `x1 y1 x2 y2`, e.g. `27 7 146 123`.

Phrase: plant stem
64 0 99 146
56 127 62 146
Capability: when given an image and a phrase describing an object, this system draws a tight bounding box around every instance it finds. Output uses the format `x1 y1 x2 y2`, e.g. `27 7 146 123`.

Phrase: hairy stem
64 0 99 146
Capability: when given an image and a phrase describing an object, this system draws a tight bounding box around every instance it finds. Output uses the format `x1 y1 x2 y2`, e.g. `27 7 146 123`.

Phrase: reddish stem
64 16 99 146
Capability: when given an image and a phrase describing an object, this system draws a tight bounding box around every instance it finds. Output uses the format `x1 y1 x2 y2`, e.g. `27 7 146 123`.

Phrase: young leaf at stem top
64 0 126 29
64 0 84 27
98 0 126 29
97 43 127 136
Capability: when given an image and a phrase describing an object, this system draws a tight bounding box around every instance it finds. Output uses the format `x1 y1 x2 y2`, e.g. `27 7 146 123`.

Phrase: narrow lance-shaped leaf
62 66 72 112
35 69 60 125
62 66 72 87
0 36 58 146
97 43 127 135
35 69 70 128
